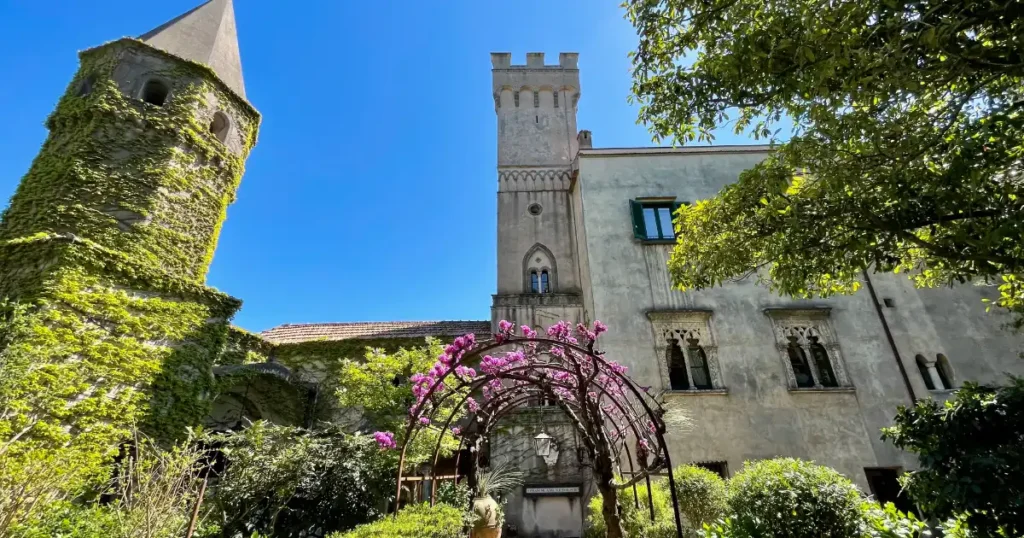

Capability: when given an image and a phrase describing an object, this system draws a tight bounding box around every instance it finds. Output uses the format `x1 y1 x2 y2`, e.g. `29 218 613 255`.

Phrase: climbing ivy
0 38 260 529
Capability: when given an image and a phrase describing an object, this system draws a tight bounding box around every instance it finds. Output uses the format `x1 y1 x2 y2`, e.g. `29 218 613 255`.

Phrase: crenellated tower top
491 52 581 168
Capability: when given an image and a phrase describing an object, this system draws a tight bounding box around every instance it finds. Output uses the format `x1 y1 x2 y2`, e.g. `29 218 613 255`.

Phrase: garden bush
209 421 397 538
330 503 466 538
882 378 1024 538
724 458 864 538
434 479 472 509
671 464 727 533
585 477 676 538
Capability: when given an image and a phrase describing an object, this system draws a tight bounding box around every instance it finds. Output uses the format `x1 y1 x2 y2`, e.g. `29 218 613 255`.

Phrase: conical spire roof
140 0 247 99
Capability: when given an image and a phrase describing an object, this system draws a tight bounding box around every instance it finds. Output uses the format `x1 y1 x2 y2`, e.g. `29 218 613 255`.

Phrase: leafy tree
625 0 1024 325
335 338 463 463
209 421 397 538
882 378 1024 537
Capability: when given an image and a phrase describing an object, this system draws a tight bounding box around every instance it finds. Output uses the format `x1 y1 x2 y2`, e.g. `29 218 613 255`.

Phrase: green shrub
882 378 1024 538
671 464 727 533
725 458 863 538
330 503 466 538
10 502 117 538
209 422 398 537
859 500 927 538
585 479 676 538
435 480 471 509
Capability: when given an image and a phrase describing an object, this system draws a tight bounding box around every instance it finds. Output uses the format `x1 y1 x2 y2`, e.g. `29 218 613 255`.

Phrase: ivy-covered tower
0 0 259 489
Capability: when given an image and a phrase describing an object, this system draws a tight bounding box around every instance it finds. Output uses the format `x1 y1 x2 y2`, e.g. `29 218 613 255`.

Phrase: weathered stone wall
572 147 1024 488
491 53 585 334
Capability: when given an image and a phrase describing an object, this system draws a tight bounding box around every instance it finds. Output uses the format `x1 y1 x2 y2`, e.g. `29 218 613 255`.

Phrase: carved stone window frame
647 310 725 392
765 308 853 390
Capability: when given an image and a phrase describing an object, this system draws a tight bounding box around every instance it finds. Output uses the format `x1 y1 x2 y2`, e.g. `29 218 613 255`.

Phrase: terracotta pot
471 495 501 538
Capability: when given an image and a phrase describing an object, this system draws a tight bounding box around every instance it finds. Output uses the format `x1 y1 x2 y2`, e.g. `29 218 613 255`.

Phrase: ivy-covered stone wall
0 39 259 496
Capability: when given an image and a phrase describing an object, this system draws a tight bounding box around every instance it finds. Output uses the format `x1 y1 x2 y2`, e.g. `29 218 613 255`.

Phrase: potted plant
471 461 524 538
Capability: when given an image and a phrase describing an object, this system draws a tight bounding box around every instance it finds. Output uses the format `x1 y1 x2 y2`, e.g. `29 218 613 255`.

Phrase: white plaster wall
573 149 1024 487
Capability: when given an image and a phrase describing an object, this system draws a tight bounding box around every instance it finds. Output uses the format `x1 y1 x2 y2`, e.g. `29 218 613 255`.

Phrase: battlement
491 52 579 70
491 52 581 116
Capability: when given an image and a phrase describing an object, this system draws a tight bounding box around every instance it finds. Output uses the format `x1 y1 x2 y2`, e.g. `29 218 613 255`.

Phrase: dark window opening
865 468 917 516
141 79 169 106
210 111 230 143
687 339 712 390
540 270 550 293
695 461 728 479
788 340 815 388
630 200 684 241
78 75 95 97
668 339 690 390
915 355 935 390
530 271 539 293
810 340 837 387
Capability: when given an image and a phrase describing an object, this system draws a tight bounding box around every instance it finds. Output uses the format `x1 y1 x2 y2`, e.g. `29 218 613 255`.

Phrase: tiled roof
261 320 492 345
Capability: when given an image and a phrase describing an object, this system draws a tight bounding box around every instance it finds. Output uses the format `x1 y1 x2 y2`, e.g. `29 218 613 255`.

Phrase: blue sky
0 1 755 332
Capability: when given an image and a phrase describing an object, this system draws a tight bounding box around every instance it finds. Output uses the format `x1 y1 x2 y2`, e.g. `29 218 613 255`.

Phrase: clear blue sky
0 1 754 332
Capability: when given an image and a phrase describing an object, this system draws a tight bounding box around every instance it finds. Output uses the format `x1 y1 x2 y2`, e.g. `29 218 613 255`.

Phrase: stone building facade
482 53 1024 537
6 2 1021 535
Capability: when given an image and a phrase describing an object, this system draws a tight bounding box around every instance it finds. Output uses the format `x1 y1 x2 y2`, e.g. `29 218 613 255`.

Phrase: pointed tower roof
140 0 247 99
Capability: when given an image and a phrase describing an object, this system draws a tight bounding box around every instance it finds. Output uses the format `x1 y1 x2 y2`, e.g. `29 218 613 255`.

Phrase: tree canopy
882 378 1024 537
625 0 1024 323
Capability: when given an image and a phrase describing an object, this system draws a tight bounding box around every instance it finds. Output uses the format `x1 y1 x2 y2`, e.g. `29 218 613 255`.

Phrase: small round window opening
528 203 543 216
210 112 231 143
141 79 170 107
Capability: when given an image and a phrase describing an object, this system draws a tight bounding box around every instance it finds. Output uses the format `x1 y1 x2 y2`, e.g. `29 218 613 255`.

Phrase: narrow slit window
553 91 559 108
530 271 540 293
540 270 550 293
668 340 690 390
788 340 815 388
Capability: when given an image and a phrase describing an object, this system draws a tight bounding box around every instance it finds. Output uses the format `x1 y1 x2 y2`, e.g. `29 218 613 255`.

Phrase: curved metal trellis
392 325 686 538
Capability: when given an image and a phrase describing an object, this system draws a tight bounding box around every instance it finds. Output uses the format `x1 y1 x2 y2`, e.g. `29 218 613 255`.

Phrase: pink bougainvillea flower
373 431 396 449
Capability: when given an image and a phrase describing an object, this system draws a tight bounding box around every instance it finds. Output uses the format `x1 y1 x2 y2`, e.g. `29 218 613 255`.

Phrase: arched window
687 339 712 390
210 111 230 143
936 354 954 389
809 340 837 387
667 339 690 390
524 244 556 294
915 355 935 390
141 79 169 106
787 339 815 388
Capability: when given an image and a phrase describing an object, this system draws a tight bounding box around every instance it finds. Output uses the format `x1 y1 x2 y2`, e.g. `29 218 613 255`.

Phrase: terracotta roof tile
261 320 492 345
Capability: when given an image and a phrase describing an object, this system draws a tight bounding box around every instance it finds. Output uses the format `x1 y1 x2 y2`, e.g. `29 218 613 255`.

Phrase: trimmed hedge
724 458 864 538
331 503 465 538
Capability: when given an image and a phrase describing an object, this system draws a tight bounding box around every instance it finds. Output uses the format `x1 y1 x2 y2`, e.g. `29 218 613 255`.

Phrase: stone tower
490 52 584 330
0 0 258 483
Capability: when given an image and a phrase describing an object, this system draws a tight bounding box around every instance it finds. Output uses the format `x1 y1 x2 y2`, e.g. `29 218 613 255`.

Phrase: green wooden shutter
630 200 646 239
